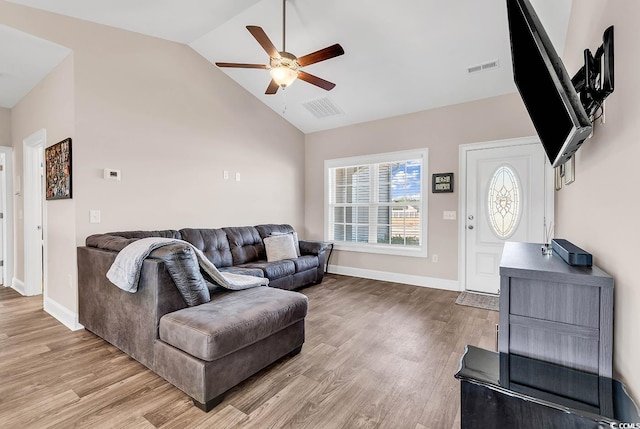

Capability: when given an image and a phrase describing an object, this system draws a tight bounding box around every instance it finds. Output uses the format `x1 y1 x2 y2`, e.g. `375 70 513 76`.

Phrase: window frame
324 148 429 258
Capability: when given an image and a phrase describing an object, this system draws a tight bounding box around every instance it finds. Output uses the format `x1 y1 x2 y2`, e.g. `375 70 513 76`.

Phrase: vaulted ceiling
1 0 573 133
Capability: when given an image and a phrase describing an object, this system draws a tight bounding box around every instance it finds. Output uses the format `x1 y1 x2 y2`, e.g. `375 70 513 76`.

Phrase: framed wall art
45 138 72 200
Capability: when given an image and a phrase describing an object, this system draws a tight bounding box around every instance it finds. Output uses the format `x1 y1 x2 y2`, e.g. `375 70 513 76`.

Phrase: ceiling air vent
302 97 344 119
467 59 500 74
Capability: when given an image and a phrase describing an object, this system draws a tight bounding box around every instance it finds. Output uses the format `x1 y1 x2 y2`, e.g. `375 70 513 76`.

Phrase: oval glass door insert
487 165 521 239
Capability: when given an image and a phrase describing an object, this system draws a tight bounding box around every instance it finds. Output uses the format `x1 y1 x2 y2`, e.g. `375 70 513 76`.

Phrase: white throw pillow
270 231 301 256
264 234 298 262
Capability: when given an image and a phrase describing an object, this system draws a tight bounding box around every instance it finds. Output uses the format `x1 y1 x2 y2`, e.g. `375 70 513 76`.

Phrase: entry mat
455 291 499 312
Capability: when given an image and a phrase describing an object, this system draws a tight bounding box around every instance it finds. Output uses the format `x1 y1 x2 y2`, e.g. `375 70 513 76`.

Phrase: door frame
458 136 555 292
0 146 14 287
23 129 47 297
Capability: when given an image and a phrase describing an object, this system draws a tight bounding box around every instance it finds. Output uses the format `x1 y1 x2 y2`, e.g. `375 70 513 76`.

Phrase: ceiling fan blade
215 62 268 69
298 71 336 91
296 44 344 67
265 79 280 95
246 26 280 59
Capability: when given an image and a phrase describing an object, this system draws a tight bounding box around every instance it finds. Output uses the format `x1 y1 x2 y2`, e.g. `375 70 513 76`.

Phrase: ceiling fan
215 0 344 95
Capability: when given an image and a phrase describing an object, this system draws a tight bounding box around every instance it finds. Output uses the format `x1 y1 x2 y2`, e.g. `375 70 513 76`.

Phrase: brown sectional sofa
77 224 330 411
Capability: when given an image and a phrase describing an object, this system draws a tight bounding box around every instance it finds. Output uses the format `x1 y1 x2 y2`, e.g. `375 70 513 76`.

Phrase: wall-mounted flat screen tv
507 0 592 168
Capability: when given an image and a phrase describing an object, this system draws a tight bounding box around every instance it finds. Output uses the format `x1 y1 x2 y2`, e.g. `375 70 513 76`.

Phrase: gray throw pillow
152 244 210 306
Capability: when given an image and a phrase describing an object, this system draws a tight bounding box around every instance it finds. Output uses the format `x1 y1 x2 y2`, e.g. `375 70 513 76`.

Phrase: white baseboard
327 265 461 292
11 277 25 295
44 296 84 331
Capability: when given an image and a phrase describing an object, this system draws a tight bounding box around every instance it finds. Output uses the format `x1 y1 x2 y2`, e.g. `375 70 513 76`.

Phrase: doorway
459 137 554 294
23 129 46 297
0 146 14 287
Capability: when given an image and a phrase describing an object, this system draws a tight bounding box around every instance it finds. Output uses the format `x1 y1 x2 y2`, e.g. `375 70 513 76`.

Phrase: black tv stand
455 346 640 428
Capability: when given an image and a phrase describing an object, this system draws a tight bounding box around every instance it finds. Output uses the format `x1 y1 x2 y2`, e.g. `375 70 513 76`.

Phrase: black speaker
551 239 592 267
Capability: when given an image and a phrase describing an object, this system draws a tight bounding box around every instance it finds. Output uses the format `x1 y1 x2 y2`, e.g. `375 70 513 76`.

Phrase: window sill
331 242 428 258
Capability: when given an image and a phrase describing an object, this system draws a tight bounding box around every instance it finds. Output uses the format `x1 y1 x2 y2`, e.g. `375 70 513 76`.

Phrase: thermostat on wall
104 168 121 181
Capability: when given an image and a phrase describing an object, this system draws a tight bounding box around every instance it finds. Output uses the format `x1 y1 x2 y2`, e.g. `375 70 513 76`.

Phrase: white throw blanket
106 237 269 293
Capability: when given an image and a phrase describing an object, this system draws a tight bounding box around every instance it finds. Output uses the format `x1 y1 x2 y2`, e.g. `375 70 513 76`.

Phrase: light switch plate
89 209 101 224
443 211 457 220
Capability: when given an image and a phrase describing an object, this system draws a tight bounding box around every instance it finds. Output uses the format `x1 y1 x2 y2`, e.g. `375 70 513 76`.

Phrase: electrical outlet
235 173 241 182
432 254 439 263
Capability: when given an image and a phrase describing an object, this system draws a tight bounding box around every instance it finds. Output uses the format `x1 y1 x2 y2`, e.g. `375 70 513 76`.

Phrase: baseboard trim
44 296 84 331
11 277 25 295
327 265 461 292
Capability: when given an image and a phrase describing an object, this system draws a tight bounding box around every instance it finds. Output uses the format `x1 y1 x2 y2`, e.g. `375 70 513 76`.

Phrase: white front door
464 141 551 294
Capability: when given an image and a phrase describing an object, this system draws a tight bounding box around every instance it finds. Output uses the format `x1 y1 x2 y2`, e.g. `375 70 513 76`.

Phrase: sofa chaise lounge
77 224 329 411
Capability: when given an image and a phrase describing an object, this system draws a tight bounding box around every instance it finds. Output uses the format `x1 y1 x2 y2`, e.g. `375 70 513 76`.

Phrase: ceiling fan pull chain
282 87 288 116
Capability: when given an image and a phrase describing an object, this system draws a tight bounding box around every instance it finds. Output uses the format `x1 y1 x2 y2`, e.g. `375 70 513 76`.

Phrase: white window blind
325 149 428 257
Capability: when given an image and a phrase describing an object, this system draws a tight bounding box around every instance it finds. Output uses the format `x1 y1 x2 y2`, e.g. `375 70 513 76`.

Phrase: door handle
468 225 474 230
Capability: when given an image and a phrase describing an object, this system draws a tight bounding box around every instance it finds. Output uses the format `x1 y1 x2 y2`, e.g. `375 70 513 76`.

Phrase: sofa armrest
299 240 332 280
298 240 331 255
77 246 186 369
86 234 138 252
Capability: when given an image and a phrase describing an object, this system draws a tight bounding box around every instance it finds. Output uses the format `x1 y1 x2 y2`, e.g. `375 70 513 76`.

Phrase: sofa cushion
223 226 265 265
86 230 182 252
109 230 182 240
264 234 298 262
180 228 233 268
237 260 295 280
158 286 308 361
255 224 294 240
291 255 319 273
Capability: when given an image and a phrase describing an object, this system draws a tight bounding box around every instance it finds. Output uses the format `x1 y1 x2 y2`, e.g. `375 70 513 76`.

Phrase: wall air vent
302 97 344 119
467 59 500 74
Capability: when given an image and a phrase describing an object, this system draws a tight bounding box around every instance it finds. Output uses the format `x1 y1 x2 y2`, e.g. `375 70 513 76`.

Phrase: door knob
468 215 474 220
468 225 474 230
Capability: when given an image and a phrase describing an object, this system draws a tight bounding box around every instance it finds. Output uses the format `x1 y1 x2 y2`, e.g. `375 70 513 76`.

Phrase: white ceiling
2 0 573 133
0 24 71 108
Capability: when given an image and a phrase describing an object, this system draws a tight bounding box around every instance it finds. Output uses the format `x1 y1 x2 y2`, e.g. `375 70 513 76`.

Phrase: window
487 165 521 239
325 149 428 257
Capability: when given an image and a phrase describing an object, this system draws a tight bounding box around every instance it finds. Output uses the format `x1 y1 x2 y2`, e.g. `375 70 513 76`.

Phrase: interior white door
24 129 45 296
0 155 4 285
465 143 548 294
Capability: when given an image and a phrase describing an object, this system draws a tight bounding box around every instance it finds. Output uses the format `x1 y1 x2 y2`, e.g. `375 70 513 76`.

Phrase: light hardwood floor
0 275 498 429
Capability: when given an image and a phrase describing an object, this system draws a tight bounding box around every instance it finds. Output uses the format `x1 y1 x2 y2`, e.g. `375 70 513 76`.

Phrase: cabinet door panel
510 279 599 328
510 324 599 373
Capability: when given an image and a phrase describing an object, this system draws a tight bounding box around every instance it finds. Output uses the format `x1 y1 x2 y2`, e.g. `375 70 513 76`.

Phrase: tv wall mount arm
571 26 614 120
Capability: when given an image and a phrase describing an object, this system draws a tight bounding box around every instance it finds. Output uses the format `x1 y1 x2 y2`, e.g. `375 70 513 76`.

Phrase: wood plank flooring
0 275 498 428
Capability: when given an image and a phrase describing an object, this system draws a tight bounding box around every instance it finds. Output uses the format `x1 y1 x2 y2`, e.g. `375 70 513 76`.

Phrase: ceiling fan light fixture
270 65 298 87
269 52 298 88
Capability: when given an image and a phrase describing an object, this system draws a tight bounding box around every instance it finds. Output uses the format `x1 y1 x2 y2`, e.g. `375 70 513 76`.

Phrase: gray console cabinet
499 242 613 377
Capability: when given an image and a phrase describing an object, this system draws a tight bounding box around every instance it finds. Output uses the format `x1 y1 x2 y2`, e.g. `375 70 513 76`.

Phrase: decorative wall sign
45 138 72 200
432 172 454 193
